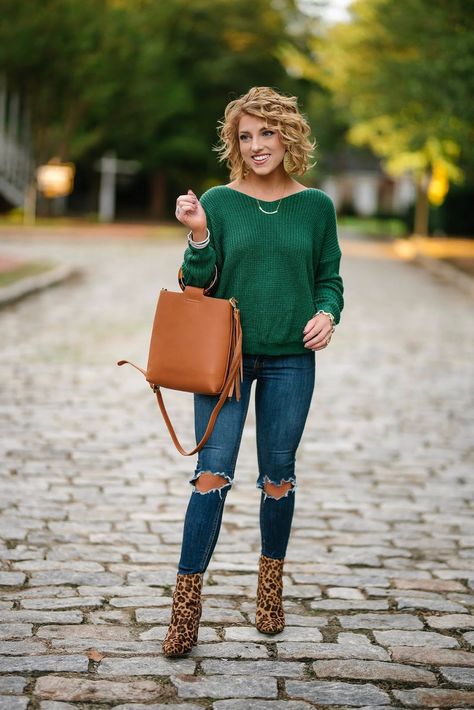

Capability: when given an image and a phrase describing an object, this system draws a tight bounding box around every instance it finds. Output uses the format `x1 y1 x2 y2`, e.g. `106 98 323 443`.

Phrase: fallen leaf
86 648 104 662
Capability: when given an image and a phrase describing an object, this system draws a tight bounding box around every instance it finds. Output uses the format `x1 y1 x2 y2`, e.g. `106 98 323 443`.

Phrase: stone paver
0 573 26 586
373 629 459 648
338 612 424 630
0 625 32 639
0 610 83 624
224 625 323 642
278 640 390 661
213 703 313 710
0 228 473 707
312 658 437 684
0 697 28 710
112 705 202 710
190 641 269 658
426 613 474 630
34 676 165 702
98 657 195 676
201 659 305 676
393 687 474 706
171 675 278 699
391 646 474 666
0 676 27 693
0 655 88 673
286 680 390 705
439 666 474 686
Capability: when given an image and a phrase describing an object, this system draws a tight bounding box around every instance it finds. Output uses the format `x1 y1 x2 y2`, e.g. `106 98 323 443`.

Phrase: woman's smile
251 153 271 166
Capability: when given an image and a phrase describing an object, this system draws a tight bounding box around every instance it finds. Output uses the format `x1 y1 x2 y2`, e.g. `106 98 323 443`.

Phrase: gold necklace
257 199 282 215
255 184 287 215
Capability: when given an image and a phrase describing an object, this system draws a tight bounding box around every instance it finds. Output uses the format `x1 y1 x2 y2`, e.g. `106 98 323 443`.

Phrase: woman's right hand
176 189 208 240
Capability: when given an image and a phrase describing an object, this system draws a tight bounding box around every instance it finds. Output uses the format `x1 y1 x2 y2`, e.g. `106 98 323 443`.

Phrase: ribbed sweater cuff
314 301 341 324
181 244 216 287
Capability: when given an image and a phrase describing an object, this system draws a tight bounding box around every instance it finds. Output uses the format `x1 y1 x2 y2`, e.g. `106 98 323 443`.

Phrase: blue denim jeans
178 353 315 574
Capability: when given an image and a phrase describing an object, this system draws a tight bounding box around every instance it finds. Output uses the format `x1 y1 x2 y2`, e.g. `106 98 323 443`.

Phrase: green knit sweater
181 186 344 355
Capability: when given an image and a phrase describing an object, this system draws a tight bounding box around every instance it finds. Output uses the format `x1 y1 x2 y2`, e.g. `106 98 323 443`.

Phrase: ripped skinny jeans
178 353 315 575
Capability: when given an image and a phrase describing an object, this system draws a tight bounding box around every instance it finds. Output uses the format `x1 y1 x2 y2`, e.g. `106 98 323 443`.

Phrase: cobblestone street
0 228 473 709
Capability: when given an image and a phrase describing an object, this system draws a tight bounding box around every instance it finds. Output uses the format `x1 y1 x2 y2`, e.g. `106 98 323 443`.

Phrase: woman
163 86 344 657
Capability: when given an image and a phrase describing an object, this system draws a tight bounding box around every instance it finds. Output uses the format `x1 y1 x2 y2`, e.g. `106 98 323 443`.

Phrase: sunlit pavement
0 227 473 708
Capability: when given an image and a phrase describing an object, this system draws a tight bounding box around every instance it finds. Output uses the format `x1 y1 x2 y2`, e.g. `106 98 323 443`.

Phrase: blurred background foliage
313 0 474 234
0 0 473 232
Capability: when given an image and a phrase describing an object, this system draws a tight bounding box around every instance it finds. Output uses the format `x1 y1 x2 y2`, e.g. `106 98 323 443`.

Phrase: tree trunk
149 171 167 219
413 176 429 236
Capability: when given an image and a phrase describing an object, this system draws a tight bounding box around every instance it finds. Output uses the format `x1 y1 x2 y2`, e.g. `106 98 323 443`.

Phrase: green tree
313 0 474 233
0 0 113 162
97 0 312 214
0 0 314 216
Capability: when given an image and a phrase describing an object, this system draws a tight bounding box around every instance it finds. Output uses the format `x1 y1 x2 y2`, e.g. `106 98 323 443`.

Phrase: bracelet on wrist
315 310 335 328
187 228 210 249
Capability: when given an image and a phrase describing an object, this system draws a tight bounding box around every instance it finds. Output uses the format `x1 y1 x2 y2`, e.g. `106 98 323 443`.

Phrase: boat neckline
222 186 313 203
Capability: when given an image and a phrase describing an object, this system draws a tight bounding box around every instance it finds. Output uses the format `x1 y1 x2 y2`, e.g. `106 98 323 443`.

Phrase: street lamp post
32 159 76 222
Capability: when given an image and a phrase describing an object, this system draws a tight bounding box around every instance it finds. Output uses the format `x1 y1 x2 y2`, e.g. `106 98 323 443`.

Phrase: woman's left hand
303 313 334 351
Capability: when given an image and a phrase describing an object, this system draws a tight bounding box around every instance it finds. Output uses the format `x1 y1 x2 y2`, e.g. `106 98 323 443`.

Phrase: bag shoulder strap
117 305 243 456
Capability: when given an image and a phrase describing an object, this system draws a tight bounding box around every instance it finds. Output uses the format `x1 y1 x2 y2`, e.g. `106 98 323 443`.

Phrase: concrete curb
412 252 474 299
0 263 80 308
393 238 474 299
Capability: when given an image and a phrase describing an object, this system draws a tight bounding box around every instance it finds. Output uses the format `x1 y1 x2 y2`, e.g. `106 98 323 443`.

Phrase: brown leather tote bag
118 285 242 456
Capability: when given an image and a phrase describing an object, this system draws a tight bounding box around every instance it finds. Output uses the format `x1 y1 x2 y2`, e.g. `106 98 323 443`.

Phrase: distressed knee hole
263 479 294 500
194 471 230 494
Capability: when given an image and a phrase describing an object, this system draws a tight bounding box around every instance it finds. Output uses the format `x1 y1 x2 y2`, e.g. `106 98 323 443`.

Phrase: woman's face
237 114 286 176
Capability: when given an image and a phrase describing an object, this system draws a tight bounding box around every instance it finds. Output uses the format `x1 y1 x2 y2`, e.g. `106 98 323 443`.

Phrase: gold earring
283 151 292 173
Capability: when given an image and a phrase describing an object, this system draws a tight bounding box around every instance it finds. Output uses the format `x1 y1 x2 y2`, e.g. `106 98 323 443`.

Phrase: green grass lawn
0 261 56 288
339 215 408 238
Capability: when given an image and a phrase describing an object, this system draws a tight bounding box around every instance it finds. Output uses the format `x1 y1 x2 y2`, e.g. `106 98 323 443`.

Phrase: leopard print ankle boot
255 555 285 634
162 572 203 657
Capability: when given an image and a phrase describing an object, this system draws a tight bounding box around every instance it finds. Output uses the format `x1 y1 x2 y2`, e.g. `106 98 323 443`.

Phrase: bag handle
118 303 243 456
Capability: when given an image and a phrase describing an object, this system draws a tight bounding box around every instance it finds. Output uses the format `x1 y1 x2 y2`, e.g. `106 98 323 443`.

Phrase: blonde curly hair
215 86 316 180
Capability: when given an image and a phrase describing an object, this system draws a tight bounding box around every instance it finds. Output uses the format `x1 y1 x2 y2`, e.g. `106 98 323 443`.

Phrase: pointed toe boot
255 554 285 634
162 572 203 657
